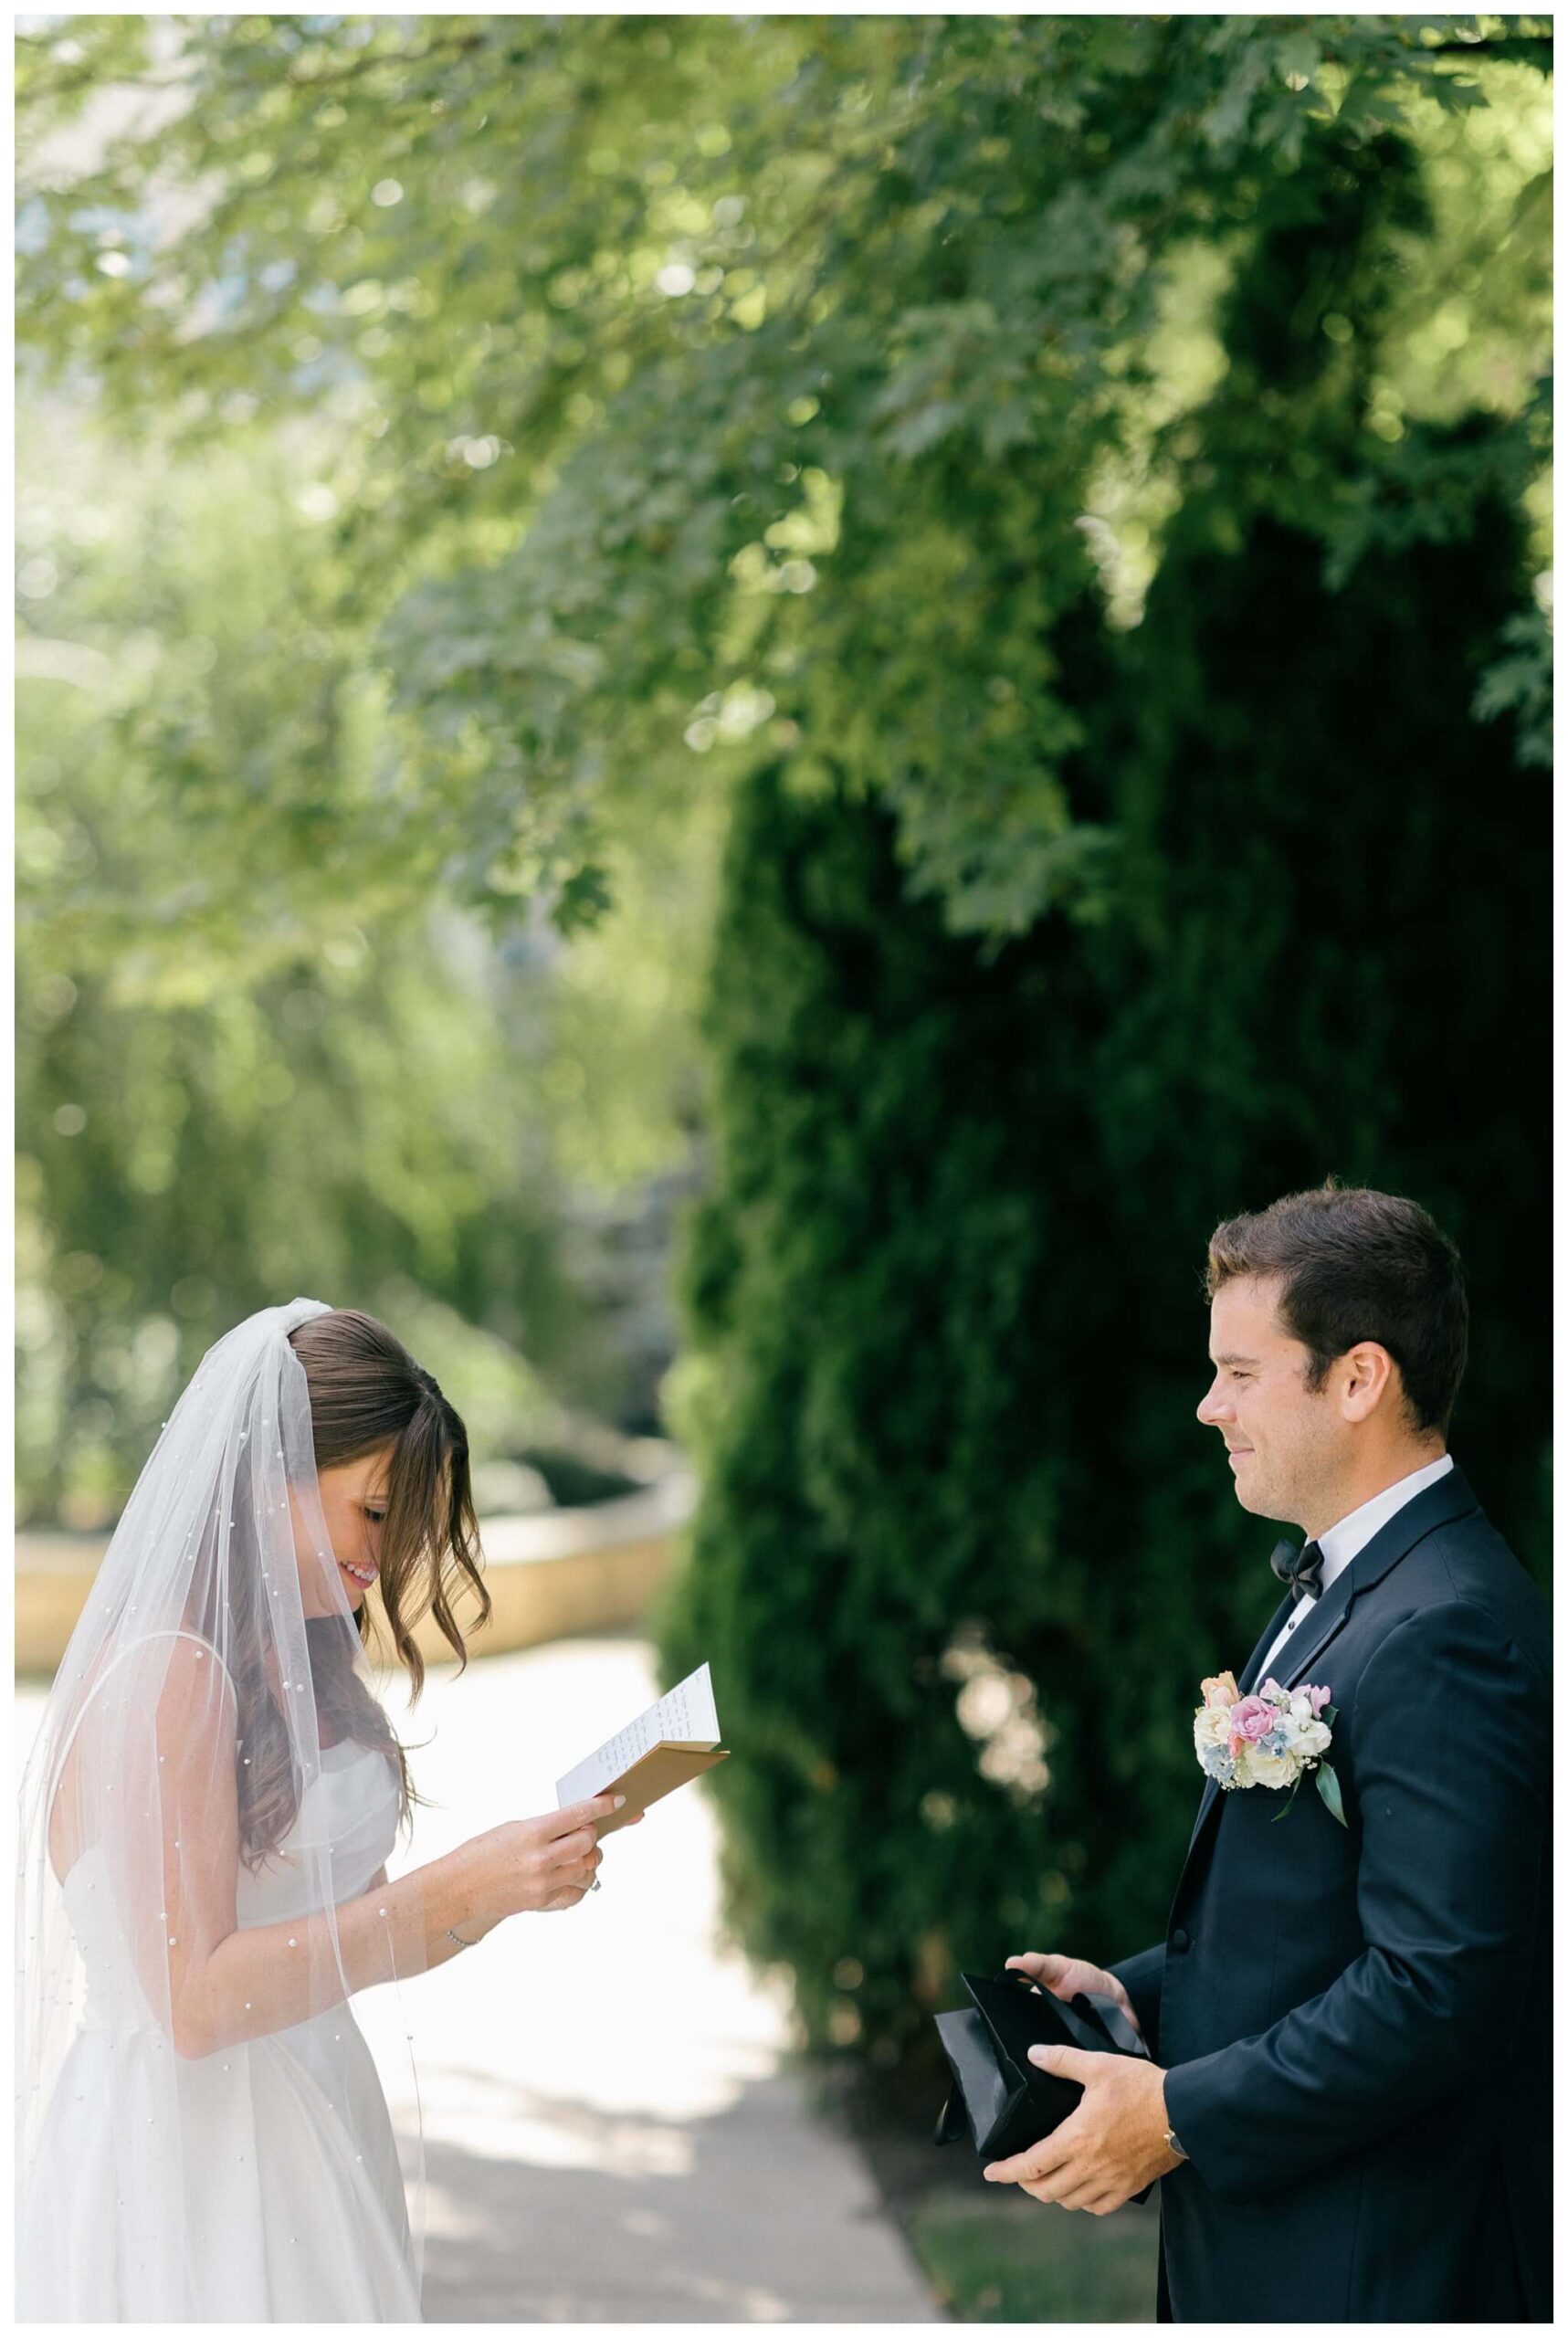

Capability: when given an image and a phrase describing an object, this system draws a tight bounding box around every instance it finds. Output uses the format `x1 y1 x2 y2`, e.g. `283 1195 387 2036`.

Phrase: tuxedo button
1170 1927 1192 1954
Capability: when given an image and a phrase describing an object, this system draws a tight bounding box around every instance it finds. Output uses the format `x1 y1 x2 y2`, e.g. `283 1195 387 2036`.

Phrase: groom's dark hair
1205 1182 1468 1436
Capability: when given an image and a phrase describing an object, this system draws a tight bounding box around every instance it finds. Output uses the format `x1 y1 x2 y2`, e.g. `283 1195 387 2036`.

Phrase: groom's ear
1337 1339 1399 1423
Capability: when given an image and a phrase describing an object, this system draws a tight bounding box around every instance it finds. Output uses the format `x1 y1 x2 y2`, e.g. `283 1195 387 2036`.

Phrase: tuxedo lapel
1334 1459 1478 1595
1178 1463 1479 1865
1267 1572 1357 1695
1267 1461 1478 1695
1185 1772 1224 1855
1237 1591 1294 1696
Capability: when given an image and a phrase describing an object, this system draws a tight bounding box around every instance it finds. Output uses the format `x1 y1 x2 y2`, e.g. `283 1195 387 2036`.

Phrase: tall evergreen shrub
659 123 1549 2074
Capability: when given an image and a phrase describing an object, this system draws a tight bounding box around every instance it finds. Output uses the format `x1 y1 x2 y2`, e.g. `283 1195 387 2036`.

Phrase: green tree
16 16 1550 944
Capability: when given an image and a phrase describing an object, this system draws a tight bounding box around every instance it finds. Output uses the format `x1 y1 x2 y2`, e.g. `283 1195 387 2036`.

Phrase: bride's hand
1005 1950 1142 2037
467 1795 644 1921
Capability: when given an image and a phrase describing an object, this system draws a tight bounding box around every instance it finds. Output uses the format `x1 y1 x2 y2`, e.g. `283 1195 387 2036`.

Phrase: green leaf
1269 1773 1304 1821
1316 1763 1348 1827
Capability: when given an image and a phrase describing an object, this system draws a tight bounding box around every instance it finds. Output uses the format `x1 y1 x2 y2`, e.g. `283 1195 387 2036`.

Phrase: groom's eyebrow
1211 1352 1259 1366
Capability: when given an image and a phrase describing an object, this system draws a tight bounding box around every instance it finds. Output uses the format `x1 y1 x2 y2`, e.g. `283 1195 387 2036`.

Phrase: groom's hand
1005 1951 1142 2038
983 2046 1184 2213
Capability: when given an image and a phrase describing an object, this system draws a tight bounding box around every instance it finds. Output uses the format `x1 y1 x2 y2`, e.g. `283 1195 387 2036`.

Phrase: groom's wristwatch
1163 2124 1188 2161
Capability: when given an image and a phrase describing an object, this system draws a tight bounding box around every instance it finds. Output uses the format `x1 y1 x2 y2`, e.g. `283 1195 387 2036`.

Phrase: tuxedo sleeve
1106 1943 1164 2058
1162 1600 1549 2204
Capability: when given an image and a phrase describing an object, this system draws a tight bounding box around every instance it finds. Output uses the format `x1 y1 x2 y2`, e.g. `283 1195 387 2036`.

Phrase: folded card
555 1661 729 1835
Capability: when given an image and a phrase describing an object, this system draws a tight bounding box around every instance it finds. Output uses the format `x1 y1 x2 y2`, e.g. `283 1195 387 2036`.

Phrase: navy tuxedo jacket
1110 1463 1551 2322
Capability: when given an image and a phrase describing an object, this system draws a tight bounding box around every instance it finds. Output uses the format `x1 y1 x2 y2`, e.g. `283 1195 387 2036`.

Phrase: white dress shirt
1253 1452 1455 1682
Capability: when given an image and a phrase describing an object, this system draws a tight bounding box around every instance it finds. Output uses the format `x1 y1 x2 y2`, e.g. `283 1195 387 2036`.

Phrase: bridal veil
16 1298 429 2315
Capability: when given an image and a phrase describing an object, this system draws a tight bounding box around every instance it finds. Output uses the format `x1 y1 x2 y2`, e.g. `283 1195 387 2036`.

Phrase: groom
986 1185 1552 2322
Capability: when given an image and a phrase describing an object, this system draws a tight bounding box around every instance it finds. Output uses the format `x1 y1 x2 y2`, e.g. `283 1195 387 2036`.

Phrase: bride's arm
146 1638 612 2059
173 1837 512 2057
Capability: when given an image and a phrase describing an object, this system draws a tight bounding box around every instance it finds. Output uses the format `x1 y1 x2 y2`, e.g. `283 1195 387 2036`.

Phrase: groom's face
1196 1274 1342 1527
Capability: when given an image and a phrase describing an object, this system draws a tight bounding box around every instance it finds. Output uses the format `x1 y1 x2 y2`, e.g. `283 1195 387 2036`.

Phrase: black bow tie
1270 1538 1325 1602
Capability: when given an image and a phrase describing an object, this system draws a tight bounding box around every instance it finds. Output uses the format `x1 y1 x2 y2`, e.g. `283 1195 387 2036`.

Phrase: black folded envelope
934 1969 1153 2196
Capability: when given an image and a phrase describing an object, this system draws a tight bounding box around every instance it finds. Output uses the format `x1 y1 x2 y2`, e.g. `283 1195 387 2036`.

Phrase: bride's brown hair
226 1310 490 1868
289 1309 490 1688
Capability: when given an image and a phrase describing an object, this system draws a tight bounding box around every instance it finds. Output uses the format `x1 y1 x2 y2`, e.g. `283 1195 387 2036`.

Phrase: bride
16 1299 634 2321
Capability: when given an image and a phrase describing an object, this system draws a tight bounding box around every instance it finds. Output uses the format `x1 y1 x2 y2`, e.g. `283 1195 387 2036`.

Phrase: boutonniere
1194 1670 1347 1826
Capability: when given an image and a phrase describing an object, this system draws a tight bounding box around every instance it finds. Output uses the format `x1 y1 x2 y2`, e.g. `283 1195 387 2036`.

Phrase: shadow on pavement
411 2062 942 2323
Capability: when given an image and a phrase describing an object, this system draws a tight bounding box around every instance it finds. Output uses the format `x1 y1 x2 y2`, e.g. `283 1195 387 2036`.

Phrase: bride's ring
590 1878 602 1892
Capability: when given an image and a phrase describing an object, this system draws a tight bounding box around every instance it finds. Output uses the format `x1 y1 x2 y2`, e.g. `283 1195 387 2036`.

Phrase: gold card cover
594 1743 730 1835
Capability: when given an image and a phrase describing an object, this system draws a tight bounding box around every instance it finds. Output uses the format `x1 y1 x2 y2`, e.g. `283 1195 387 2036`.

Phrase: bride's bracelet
445 1922 482 1951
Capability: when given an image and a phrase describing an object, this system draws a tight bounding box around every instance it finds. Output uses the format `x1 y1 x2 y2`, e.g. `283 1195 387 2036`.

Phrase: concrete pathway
19 1638 940 2322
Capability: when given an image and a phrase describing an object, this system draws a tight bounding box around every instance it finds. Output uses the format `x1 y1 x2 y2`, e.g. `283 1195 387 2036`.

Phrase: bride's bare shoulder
47 1630 238 1881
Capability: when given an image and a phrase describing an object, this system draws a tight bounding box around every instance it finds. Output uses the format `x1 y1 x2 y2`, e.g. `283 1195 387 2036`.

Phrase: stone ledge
14 1471 699 1678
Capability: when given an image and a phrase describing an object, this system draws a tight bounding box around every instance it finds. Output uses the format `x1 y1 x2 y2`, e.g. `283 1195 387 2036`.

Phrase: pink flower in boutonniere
1227 1694 1277 1750
1192 1672 1347 1826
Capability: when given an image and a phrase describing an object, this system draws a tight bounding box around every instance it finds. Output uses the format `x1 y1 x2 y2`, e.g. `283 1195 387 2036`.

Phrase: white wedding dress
18 1658 422 2322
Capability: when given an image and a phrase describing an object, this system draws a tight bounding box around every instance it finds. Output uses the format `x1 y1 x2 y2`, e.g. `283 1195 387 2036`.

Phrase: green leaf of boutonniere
1316 1762 1347 1827
1270 1771 1305 1822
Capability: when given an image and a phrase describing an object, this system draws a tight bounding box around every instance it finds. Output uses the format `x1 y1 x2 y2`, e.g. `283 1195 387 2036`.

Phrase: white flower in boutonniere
1193 1669 1346 1825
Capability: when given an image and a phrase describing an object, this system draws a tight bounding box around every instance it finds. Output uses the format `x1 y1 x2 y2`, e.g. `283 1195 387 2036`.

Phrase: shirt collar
1313 1452 1456 1589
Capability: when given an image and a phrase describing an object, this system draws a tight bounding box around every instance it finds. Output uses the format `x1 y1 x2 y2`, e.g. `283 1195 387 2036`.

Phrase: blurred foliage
658 107 1550 2074
16 16 1551 946
16 396 717 1521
